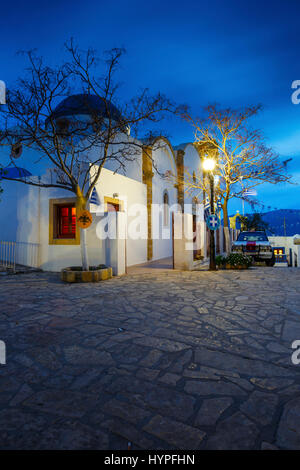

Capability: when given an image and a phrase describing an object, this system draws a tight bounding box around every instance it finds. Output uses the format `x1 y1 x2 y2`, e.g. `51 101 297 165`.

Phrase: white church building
0 94 228 274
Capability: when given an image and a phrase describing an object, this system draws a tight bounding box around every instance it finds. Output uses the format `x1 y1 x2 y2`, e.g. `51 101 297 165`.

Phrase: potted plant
225 253 252 270
215 255 226 269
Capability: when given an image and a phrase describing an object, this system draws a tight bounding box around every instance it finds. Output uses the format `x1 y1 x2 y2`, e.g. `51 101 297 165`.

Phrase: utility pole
0 81 6 105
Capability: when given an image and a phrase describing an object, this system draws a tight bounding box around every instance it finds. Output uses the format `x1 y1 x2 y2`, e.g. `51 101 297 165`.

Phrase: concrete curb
61 266 113 283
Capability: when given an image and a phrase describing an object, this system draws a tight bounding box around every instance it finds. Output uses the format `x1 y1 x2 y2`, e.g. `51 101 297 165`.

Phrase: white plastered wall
151 140 178 261
182 144 206 258
4 165 147 271
89 167 147 268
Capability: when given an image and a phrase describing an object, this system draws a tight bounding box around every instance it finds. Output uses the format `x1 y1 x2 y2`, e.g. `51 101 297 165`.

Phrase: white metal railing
0 241 40 271
0 241 16 270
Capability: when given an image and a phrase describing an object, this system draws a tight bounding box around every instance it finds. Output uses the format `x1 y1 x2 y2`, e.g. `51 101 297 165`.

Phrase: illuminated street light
202 156 217 271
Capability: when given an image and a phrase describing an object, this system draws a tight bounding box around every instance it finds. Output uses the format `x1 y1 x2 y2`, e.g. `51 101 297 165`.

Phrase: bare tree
0 40 175 269
179 104 292 252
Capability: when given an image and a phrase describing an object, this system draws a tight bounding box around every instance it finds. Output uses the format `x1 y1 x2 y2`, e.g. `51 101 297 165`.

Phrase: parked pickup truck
232 231 275 266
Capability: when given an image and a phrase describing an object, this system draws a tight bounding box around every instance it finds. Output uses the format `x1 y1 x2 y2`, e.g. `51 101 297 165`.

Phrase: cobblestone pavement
1 267 300 450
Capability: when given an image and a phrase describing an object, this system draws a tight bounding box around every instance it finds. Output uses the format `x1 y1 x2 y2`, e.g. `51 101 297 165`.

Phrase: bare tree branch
0 41 176 205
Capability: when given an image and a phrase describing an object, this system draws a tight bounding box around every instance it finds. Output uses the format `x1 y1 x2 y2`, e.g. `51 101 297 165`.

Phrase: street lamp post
203 157 216 271
239 176 245 216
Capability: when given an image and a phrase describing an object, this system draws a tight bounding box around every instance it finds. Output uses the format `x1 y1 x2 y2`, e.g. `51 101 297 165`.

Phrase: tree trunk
76 187 89 271
80 227 89 271
222 200 231 254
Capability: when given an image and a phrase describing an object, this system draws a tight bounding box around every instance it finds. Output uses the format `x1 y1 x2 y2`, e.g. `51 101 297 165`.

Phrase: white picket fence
0 241 40 271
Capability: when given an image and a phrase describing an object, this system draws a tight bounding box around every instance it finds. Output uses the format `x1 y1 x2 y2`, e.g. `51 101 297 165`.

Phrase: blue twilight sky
1 0 300 214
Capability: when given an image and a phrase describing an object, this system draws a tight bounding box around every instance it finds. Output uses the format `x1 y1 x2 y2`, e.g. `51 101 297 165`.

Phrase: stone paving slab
1 267 300 449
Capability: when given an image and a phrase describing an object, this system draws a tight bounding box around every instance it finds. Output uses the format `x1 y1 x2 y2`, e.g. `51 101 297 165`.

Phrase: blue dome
51 94 122 121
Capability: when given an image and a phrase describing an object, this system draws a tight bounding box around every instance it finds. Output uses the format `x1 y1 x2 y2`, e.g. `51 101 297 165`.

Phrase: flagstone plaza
1 267 300 450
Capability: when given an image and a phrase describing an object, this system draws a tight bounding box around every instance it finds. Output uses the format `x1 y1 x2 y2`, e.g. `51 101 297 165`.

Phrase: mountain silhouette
262 209 300 236
230 209 300 236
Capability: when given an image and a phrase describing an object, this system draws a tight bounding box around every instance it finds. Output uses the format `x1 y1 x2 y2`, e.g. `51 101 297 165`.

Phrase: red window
57 205 76 239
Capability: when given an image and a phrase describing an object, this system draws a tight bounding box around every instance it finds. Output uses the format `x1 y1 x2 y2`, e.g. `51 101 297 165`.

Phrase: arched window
163 190 169 226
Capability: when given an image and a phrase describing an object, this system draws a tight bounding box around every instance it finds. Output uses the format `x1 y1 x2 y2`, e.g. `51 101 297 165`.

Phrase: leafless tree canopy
0 40 176 207
180 104 292 225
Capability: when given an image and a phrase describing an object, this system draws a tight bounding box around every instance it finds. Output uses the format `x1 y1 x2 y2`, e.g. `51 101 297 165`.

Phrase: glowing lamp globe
202 158 216 172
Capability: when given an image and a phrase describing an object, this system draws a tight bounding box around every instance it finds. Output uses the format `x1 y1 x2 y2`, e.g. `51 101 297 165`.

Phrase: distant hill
236 209 300 236
262 209 300 236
